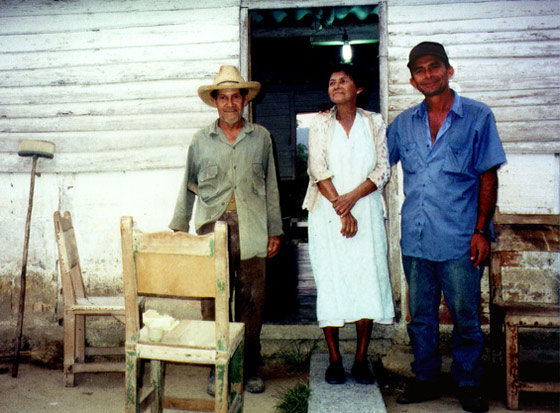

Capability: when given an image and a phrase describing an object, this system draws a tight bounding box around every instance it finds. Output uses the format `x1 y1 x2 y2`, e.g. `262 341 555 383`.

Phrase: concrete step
308 353 387 413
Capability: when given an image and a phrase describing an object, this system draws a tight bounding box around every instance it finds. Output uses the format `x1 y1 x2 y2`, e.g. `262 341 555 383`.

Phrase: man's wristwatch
473 228 487 237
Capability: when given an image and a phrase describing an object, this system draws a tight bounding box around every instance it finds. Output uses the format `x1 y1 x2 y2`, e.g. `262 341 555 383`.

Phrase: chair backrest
120 217 230 348
491 208 560 304
54 211 87 306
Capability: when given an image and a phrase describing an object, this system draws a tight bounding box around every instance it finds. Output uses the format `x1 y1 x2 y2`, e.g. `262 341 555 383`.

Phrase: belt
225 200 237 211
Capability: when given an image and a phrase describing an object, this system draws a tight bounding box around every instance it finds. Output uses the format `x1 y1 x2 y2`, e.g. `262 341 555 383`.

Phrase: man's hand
470 233 489 267
471 166 498 267
340 213 358 238
267 236 281 258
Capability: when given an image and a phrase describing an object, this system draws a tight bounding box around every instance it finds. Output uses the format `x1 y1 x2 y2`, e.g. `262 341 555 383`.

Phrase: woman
303 64 394 385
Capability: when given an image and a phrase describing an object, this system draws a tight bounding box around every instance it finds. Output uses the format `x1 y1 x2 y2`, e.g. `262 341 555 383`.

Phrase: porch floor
1 357 557 412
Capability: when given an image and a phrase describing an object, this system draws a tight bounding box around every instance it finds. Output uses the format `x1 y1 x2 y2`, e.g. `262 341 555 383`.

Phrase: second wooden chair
53 211 125 386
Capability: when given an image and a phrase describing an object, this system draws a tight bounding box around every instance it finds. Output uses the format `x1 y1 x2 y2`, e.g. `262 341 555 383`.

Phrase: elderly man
170 66 283 393
387 42 506 412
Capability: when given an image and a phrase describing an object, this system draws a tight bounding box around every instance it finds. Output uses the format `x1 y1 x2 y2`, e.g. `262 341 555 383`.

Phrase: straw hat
198 65 261 107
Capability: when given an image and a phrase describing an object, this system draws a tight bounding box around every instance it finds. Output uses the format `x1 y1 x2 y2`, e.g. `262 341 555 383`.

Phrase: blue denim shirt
387 92 506 261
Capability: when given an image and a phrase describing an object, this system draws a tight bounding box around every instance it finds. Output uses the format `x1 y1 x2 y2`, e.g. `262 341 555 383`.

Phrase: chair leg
63 310 76 387
230 343 244 412
75 314 86 363
505 323 520 410
125 351 140 413
215 362 229 413
150 360 164 413
490 306 504 365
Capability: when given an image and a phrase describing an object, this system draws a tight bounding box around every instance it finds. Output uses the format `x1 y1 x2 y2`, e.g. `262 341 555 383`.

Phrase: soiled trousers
402 253 485 387
198 211 266 377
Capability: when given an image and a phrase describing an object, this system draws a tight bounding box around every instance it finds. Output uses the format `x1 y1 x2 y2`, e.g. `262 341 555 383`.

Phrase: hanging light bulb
341 29 352 63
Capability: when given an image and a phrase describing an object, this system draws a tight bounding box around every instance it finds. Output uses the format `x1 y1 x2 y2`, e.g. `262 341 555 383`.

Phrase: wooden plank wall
386 0 560 154
0 0 242 173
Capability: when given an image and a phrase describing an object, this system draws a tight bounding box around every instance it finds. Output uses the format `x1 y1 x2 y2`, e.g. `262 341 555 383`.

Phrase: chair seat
137 320 244 363
73 296 125 312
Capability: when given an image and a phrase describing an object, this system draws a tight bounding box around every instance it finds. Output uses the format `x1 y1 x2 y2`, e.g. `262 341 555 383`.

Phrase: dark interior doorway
250 6 381 324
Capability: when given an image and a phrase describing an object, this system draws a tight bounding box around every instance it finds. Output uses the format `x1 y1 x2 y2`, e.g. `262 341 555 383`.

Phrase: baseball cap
407 42 449 69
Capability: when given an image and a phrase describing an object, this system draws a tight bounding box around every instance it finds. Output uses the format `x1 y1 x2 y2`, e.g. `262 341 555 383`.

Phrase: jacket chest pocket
252 163 266 196
198 165 219 198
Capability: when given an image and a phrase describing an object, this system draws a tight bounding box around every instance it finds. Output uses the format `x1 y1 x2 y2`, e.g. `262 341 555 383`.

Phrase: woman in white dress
303 65 394 385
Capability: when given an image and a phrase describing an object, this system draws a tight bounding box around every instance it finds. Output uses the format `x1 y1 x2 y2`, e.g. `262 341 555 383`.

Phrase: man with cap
387 42 506 412
170 65 283 394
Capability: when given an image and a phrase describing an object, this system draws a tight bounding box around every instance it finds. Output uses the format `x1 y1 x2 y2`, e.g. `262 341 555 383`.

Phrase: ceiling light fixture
341 29 352 63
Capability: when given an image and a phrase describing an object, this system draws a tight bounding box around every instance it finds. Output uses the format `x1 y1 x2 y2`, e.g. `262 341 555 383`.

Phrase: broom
12 140 55 377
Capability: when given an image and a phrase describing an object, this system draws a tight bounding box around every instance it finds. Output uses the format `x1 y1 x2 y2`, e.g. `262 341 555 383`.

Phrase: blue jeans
402 253 485 387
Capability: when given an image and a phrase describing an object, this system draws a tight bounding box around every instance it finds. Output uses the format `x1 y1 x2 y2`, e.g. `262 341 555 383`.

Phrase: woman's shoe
351 361 376 385
325 360 346 384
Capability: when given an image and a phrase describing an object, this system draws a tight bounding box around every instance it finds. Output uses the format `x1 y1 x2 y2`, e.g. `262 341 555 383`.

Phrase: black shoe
396 378 442 404
325 360 346 384
245 376 265 393
458 386 489 413
351 361 376 385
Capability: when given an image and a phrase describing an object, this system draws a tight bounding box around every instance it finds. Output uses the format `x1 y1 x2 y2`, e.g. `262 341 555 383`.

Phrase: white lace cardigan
302 106 391 212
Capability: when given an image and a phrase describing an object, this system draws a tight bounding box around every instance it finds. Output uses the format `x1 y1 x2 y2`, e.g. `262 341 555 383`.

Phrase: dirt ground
0 360 308 413
0 360 558 412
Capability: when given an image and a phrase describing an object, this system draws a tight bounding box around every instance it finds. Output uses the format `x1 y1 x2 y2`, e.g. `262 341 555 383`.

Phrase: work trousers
198 211 266 378
402 253 485 387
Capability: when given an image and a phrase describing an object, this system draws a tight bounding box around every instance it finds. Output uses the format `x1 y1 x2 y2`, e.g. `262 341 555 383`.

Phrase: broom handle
12 155 38 378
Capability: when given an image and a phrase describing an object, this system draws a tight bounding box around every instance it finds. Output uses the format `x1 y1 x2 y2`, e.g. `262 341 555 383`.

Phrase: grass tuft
275 381 310 413
277 340 318 371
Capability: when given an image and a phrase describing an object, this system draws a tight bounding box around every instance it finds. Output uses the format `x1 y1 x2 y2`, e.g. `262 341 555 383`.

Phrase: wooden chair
53 211 126 387
120 217 244 413
490 209 560 409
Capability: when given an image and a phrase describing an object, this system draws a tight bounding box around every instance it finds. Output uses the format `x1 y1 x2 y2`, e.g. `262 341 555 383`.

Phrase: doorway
250 6 381 324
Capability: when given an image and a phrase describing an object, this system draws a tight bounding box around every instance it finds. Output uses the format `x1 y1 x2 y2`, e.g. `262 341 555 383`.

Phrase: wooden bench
490 209 559 409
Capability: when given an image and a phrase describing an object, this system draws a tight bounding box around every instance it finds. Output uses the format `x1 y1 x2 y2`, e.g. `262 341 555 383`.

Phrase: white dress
308 113 394 327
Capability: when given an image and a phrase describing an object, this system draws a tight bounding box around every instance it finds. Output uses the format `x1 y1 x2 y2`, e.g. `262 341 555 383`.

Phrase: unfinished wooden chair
53 211 126 387
490 209 560 409
120 217 244 413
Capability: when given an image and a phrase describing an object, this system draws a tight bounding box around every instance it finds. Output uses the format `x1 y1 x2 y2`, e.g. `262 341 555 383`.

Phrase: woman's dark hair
210 88 249 99
328 64 370 108
328 64 366 89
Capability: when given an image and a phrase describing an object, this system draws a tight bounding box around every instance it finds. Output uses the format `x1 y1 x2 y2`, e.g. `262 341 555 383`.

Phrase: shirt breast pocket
443 144 471 176
252 163 266 196
401 143 420 174
198 165 219 198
